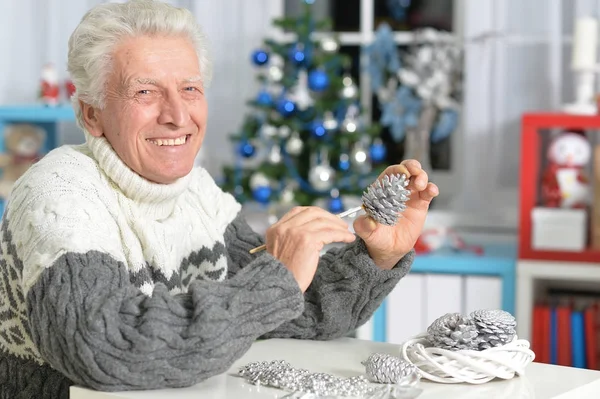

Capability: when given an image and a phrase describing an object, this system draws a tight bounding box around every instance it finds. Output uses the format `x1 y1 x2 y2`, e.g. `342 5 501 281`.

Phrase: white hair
67 0 212 129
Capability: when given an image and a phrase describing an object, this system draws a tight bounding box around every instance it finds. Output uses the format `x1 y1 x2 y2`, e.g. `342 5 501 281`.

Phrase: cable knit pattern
27 251 302 392
224 214 414 339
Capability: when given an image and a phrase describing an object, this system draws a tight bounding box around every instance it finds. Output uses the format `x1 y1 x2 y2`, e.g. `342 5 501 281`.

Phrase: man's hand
266 206 356 292
353 160 439 269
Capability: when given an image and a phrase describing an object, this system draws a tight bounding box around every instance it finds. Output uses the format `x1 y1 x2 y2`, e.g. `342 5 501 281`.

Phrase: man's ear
80 101 103 137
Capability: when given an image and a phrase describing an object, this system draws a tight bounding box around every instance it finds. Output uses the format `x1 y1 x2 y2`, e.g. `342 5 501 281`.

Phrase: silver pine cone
426 312 480 351
362 353 419 385
361 173 410 226
470 309 517 350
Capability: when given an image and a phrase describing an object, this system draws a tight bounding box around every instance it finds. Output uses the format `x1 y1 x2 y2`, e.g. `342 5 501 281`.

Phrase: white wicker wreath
399 333 535 384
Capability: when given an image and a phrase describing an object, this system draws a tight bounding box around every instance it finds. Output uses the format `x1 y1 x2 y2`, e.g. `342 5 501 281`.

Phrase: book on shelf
532 289 600 369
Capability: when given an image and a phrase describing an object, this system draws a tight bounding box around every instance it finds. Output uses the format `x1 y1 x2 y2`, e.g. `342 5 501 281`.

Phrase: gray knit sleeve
224 214 414 340
26 250 303 392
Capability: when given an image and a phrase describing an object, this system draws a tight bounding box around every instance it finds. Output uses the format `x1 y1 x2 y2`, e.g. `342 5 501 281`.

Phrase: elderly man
0 0 438 398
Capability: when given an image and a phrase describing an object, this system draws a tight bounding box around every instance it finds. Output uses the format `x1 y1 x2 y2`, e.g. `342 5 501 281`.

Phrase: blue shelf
372 242 517 342
0 104 75 216
0 104 75 122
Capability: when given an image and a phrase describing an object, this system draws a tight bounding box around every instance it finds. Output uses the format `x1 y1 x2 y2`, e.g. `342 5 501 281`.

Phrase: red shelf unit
519 112 600 263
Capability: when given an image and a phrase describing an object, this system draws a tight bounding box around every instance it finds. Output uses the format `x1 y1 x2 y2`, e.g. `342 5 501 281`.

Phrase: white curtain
0 0 277 179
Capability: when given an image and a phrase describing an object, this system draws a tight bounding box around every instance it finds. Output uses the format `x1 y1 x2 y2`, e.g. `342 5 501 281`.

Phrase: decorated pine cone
361 173 410 226
362 353 419 385
470 309 517 350
426 312 480 351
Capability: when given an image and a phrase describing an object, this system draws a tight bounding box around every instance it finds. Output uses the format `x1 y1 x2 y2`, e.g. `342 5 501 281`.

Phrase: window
274 0 463 214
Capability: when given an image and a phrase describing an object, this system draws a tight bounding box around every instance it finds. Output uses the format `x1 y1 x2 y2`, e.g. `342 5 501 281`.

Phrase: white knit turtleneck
6 131 241 296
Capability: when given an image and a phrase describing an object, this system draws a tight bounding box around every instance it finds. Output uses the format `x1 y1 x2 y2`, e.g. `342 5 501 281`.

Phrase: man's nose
158 93 190 127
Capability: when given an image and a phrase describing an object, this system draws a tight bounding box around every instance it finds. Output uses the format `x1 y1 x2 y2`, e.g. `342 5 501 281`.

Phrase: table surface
70 337 600 399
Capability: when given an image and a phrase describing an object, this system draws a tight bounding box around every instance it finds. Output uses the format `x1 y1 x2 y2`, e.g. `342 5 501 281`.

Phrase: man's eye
137 89 151 95
184 87 199 92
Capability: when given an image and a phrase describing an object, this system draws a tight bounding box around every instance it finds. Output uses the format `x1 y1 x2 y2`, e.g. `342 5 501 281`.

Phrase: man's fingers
419 182 439 203
280 206 348 229
380 160 428 191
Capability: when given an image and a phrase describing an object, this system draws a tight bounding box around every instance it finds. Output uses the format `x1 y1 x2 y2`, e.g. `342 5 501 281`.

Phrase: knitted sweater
0 131 414 399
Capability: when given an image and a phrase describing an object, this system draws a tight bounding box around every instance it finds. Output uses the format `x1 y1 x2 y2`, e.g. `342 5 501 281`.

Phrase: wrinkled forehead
109 35 202 86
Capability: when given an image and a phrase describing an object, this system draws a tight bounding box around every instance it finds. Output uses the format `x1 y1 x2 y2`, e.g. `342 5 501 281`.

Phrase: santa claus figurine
40 63 60 106
541 130 592 208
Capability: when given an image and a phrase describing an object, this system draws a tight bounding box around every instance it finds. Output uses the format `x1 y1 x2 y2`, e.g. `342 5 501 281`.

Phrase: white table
71 337 600 399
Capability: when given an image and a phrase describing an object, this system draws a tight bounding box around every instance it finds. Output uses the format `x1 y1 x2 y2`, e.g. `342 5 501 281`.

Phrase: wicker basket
399 333 535 384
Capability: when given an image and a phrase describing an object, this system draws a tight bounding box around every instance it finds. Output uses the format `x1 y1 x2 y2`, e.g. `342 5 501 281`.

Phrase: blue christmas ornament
339 154 351 171
310 120 326 138
251 49 269 66
308 69 329 91
256 90 273 106
328 196 344 213
238 140 255 158
277 98 297 117
369 141 387 163
289 43 308 65
252 186 272 203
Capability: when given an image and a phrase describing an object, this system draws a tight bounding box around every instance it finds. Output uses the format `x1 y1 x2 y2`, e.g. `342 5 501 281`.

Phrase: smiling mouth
146 135 190 146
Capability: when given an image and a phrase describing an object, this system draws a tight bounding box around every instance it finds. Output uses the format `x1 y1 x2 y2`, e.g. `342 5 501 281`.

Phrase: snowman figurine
541 130 592 208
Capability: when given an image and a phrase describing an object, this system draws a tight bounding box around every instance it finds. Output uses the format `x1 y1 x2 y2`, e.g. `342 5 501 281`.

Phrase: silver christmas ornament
309 163 335 191
288 69 314 111
341 104 360 133
279 125 292 138
268 65 284 82
320 36 339 53
351 142 368 165
249 172 270 190
267 54 285 83
280 186 296 204
285 131 304 156
361 173 410 226
340 74 359 99
238 360 373 397
261 124 278 138
362 353 420 386
322 111 339 131
268 144 282 165
426 312 480 351
342 117 358 133
351 142 372 175
470 309 517 350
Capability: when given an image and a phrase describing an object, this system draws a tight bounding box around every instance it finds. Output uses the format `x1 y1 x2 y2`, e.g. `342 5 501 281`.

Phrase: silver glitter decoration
470 309 517 350
238 360 372 397
361 173 410 226
426 312 480 351
362 353 420 385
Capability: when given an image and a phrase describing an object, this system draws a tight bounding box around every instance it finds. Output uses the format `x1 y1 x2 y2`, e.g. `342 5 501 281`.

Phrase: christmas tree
220 0 387 214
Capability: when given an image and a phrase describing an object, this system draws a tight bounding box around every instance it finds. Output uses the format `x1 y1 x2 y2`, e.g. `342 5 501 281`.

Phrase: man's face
89 34 207 184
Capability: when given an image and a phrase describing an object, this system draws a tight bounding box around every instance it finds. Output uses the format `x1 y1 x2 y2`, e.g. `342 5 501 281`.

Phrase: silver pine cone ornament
426 312 480 351
361 173 410 226
470 309 517 350
362 353 420 385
